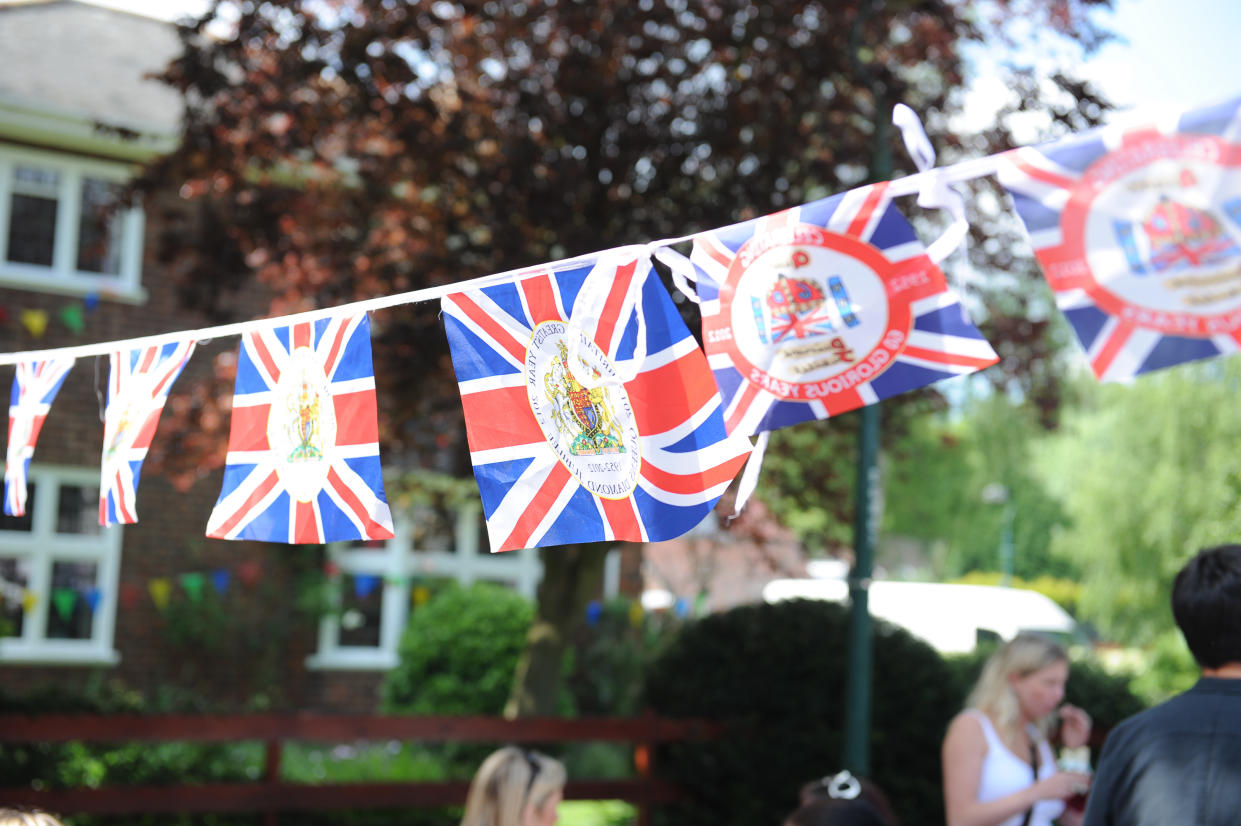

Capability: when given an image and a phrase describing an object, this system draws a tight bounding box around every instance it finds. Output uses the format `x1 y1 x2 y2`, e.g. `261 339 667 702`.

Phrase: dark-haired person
1082 544 1241 826
785 770 898 826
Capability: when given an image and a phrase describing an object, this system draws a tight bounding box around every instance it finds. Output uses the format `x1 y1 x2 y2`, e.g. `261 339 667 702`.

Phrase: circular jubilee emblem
705 224 911 404
266 346 336 502
1058 134 1241 336
526 321 641 500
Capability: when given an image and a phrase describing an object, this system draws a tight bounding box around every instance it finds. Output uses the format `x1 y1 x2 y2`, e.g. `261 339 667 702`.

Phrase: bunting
4 357 74 517
1000 95 1241 380
442 252 752 552
100 340 197 525
689 184 998 436
206 313 394 544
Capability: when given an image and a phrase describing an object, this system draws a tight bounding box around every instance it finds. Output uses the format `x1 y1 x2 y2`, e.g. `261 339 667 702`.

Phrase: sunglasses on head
520 749 541 801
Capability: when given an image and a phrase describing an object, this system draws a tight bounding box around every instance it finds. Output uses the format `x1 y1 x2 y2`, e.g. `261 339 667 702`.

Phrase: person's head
1172 544 1241 669
788 771 897 826
460 746 566 826
966 633 1069 737
0 809 66 826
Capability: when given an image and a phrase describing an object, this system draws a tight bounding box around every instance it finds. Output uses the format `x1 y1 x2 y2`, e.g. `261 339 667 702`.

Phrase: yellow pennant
148 578 172 612
20 309 48 338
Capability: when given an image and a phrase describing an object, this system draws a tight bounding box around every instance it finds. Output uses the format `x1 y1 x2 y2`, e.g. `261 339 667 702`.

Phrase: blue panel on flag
329 319 378 382
1139 336 1222 374
914 305 987 339
868 361 956 399
870 206 919 247
443 316 522 379
217 463 259 500
663 416 730 454
538 487 606 547
1043 135 1109 174
473 456 535 513
1178 96 1241 136
765 400 818 431
481 281 527 327
799 198 843 230
1009 191 1063 233
632 486 713 541
553 263 592 313
1062 305 1111 351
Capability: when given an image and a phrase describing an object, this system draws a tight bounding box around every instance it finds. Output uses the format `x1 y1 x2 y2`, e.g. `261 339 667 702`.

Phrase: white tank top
966 709 1065 826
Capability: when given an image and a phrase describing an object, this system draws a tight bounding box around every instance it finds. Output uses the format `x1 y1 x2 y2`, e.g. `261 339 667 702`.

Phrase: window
0 465 122 665
308 501 545 671
0 145 145 299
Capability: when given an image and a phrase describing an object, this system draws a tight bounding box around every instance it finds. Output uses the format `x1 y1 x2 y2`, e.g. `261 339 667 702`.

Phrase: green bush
382 581 533 716
642 598 962 826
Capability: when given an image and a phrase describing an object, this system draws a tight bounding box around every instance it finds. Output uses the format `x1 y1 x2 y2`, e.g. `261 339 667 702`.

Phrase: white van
761 578 1080 654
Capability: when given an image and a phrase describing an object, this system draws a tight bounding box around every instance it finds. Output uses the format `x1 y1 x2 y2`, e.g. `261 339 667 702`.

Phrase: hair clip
825 770 861 800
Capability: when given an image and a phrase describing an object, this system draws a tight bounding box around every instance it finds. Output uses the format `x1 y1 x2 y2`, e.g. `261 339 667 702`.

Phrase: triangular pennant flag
84 587 103 613
206 314 394 543
585 600 602 626
412 584 430 607
686 183 998 437
19 309 48 338
999 95 1241 381
21 589 37 613
628 600 644 628
441 250 751 552
58 304 85 334
5 357 75 516
120 583 140 611
100 340 196 525
84 293 100 311
148 578 172 612
179 572 205 603
51 587 77 623
210 569 230 594
353 573 380 599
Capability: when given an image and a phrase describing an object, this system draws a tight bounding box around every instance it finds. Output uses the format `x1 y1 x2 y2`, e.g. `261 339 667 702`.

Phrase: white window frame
307 502 545 671
0 144 146 301
0 464 122 666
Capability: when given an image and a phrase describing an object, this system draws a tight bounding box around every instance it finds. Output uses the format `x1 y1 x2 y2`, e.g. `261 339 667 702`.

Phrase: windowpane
337 574 383 647
0 557 30 638
57 484 101 535
0 482 35 532
7 193 57 266
76 178 122 275
46 560 96 640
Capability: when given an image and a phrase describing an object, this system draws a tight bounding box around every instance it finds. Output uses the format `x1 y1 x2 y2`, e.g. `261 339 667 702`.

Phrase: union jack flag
441 253 752 553
999 95 1241 381
99 340 196 525
690 183 997 436
206 313 394 544
4 357 74 517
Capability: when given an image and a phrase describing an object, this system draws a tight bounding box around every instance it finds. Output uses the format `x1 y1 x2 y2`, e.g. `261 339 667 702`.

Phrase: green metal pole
843 403 879 776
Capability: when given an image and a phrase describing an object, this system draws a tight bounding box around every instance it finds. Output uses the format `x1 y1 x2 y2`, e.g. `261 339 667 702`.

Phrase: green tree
1037 359 1241 644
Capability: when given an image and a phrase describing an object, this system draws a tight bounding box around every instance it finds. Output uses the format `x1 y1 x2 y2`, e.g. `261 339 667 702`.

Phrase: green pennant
58 303 85 334
52 588 78 623
180 572 206 603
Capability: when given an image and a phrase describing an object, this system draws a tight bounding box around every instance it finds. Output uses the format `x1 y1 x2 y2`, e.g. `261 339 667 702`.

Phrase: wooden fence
0 713 723 825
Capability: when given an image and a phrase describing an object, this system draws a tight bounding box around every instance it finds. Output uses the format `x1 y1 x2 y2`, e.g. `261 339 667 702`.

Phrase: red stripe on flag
640 451 749 496
333 391 380 445
327 466 391 540
1011 154 1077 192
137 346 156 374
211 470 281 537
593 259 638 352
292 499 318 544
821 386 866 417
113 469 135 523
501 462 573 552
889 257 948 303
227 405 272 452
293 322 312 350
521 274 562 325
761 207 796 231
459 386 544 451
901 345 998 370
133 409 163 450
600 495 642 542
148 355 185 398
249 333 282 385
450 295 528 365
1120 127 1162 149
725 381 761 434
320 317 352 378
846 182 890 238
1090 321 1135 378
701 235 735 270
627 352 719 436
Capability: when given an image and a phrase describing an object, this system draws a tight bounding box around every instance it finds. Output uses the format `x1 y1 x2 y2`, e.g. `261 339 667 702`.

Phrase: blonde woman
461 746 566 826
942 634 1093 826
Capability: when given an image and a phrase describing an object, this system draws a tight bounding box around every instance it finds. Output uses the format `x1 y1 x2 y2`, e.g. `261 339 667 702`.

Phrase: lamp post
980 483 1015 586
